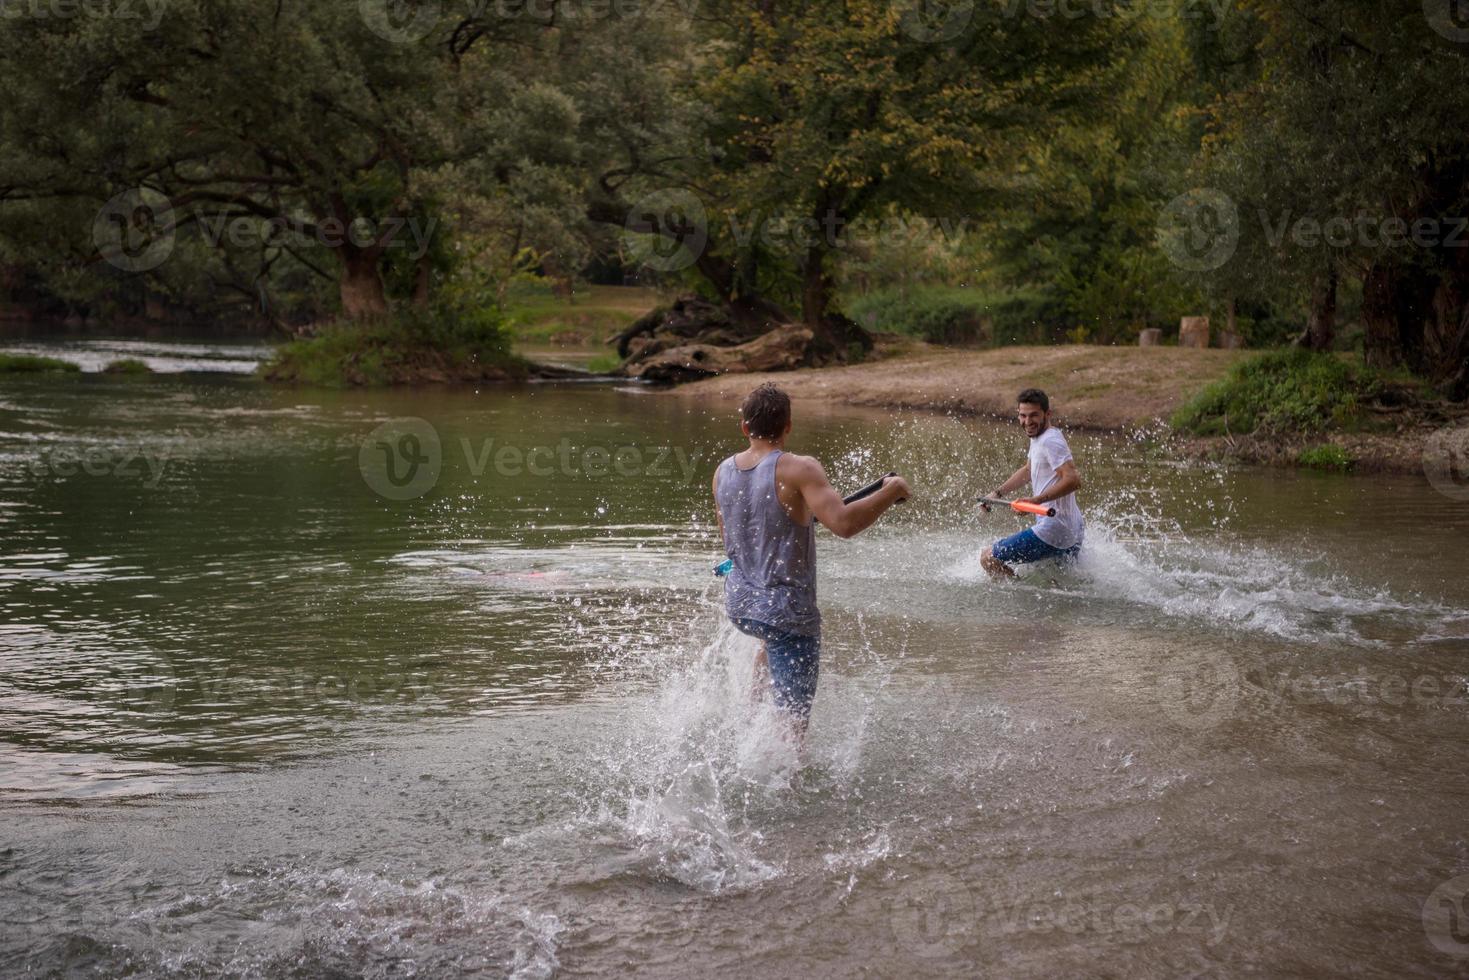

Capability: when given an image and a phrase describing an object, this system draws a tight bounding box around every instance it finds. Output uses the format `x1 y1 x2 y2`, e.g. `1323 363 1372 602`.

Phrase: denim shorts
732 617 821 720
991 528 1081 566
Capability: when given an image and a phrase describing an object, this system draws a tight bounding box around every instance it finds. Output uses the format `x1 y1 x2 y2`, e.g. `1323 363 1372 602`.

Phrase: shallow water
2 372 1468 977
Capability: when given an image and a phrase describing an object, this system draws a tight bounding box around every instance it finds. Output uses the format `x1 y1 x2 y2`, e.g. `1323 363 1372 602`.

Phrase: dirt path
665 344 1250 430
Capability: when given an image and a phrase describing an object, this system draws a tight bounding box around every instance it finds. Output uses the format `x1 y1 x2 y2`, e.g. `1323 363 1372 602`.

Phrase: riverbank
663 344 1450 475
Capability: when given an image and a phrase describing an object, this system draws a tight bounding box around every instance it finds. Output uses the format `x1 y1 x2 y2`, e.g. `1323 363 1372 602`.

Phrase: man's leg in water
985 528 1077 578
733 618 820 747
751 645 770 703
980 544 1016 578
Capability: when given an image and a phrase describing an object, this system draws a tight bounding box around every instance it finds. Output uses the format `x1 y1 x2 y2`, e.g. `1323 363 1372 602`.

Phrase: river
2 350 1468 977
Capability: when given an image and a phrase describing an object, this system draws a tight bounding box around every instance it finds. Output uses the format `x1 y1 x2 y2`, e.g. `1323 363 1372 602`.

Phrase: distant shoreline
660 345 1437 476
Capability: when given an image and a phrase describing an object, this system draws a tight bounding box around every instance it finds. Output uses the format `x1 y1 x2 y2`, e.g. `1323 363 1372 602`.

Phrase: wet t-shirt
1028 427 1084 549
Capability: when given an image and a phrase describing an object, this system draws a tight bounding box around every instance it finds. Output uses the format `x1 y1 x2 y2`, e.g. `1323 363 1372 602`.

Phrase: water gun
977 496 1056 517
715 472 898 577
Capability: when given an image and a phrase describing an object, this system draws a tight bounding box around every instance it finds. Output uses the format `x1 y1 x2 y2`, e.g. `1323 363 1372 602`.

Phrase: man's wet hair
1017 388 1049 412
741 382 792 440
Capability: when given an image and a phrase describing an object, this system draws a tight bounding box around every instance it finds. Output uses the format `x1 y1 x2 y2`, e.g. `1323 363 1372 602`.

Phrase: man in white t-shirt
980 388 1085 577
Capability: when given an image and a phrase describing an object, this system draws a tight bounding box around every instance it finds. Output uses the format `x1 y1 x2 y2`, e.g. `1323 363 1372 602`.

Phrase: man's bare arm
1021 460 1081 505
791 457 908 539
989 463 1030 500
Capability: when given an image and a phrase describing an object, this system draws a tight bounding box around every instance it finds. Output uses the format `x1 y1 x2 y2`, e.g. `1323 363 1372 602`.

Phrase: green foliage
0 354 80 374
846 287 1065 346
1297 444 1353 471
263 305 524 388
102 358 152 375
1170 350 1383 436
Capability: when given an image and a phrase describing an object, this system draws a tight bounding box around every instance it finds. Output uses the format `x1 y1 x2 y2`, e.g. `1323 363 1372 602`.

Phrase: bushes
102 358 152 374
1297 444 1353 471
845 287 1066 346
262 305 526 386
1170 349 1396 436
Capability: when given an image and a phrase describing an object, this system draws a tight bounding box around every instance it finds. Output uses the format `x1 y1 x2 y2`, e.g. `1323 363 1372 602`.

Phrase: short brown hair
741 383 791 439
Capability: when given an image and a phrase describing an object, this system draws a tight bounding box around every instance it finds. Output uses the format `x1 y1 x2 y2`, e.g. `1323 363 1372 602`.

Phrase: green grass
102 358 152 374
844 285 1065 346
1170 349 1411 437
0 353 81 374
1297 444 1353 471
502 283 658 347
584 352 623 374
262 306 528 387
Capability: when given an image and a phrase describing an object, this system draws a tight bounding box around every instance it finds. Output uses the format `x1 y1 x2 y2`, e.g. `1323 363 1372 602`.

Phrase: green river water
2 345 1468 977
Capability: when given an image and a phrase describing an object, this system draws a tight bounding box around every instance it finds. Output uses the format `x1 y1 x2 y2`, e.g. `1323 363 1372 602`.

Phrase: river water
2 356 1468 977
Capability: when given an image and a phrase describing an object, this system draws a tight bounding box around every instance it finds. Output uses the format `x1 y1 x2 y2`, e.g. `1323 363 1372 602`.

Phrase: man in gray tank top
713 383 910 741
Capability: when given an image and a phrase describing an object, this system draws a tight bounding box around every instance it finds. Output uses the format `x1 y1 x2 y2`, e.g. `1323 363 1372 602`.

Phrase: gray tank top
715 450 821 637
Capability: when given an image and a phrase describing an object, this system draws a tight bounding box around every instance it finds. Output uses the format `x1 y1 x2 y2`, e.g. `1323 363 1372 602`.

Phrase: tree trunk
339 245 388 319
1427 243 1469 398
800 241 871 361
1362 264 1404 370
412 253 432 309
1301 269 1337 352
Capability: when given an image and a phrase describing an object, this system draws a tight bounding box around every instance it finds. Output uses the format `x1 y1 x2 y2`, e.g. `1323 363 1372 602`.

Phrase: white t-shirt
1028 426 1084 549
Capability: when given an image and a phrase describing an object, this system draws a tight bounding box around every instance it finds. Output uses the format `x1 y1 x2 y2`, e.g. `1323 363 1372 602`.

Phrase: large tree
0 1 575 324
1192 0 1469 393
597 0 1140 359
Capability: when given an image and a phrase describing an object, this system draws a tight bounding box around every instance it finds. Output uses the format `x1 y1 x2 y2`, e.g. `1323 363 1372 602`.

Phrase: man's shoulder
1042 426 1070 448
776 452 823 478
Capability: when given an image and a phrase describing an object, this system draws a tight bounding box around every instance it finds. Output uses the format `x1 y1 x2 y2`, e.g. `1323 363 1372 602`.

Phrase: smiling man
980 388 1085 577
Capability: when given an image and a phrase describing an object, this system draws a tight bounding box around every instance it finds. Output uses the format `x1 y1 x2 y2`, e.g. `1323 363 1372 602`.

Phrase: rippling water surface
2 368 1467 977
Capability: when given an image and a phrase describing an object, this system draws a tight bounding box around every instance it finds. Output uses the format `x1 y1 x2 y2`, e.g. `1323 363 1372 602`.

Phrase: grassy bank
0 353 81 374
1169 349 1440 472
261 307 529 387
503 283 658 348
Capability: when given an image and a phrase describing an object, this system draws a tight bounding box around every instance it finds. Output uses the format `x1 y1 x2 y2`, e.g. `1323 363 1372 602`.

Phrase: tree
1192 0 1469 392
0 1 575 325
597 0 1139 359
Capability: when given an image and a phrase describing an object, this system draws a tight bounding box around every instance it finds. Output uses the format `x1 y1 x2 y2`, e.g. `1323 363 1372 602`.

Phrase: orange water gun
978 496 1056 518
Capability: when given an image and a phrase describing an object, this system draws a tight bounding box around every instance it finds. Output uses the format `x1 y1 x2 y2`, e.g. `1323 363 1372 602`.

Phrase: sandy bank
666 345 1248 430
663 344 1443 476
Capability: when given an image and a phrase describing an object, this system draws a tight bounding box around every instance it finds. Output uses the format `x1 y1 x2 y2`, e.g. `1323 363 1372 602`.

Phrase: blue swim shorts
732 617 821 721
990 528 1081 566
